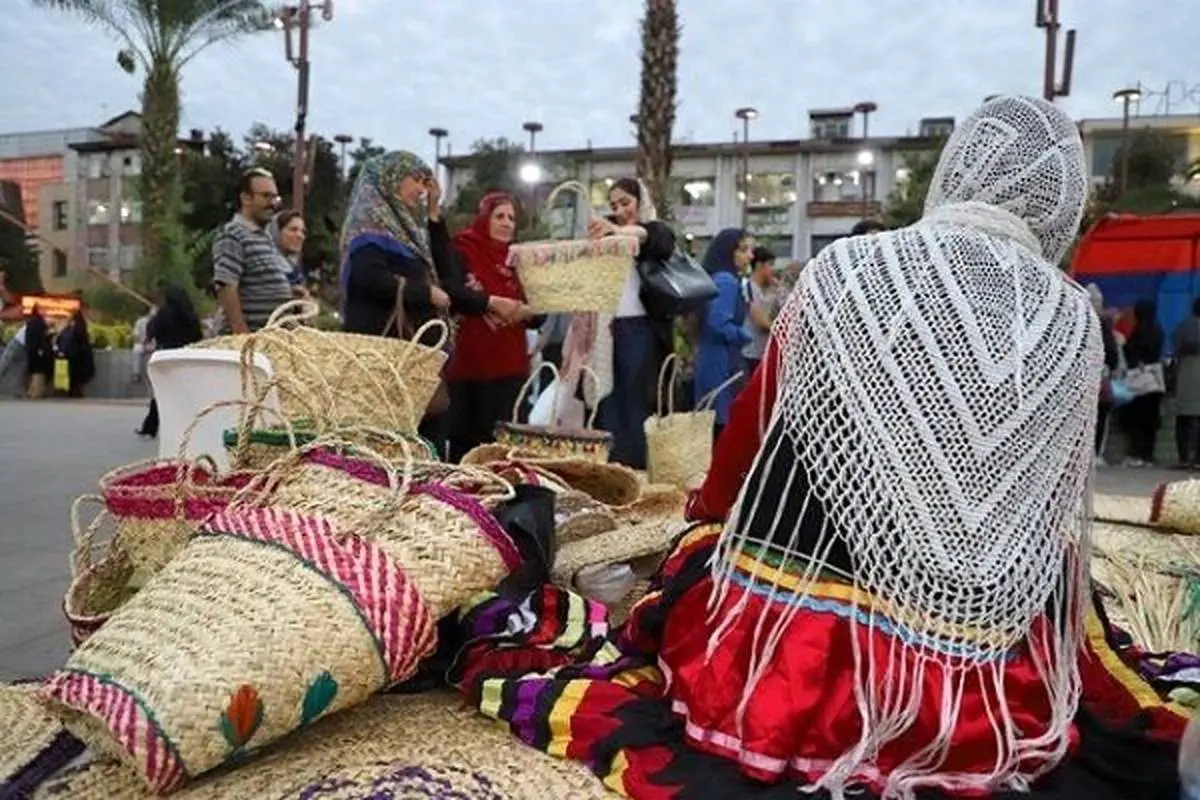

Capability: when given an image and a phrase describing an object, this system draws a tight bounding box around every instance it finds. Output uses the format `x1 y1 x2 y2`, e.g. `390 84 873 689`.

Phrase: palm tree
33 1 273 288
635 0 679 221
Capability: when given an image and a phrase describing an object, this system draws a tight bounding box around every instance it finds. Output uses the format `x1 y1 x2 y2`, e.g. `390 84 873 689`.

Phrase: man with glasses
211 168 295 333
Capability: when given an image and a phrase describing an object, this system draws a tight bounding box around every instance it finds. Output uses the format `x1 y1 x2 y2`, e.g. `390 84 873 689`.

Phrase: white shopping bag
529 376 585 428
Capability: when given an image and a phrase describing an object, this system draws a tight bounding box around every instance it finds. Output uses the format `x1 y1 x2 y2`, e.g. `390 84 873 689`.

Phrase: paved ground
0 399 1183 680
0 399 154 680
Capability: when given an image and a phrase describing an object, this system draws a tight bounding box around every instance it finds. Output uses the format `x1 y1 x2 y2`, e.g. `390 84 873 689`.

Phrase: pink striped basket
98 458 254 575
41 448 522 794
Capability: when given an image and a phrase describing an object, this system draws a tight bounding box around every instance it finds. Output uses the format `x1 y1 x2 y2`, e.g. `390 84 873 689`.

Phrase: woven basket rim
553 520 680 583
496 421 613 444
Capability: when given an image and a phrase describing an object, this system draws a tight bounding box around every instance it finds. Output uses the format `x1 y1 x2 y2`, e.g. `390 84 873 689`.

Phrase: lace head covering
708 96 1100 796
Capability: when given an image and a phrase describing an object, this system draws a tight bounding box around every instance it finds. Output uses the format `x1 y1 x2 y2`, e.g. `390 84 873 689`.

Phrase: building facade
444 109 1200 262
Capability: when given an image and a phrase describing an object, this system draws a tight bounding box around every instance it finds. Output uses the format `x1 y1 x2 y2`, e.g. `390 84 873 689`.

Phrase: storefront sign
21 294 81 320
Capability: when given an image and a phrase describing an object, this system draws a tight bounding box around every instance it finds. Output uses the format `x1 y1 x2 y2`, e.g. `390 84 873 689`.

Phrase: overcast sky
3 0 1197 159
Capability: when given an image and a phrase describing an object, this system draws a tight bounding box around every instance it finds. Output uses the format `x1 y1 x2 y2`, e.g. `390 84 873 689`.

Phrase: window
1090 134 1123 178
120 200 142 224
121 153 140 176
742 173 796 208
87 247 109 268
676 177 716 207
118 246 141 272
811 170 870 202
53 250 68 278
52 201 68 231
811 118 851 140
919 120 955 138
86 155 104 179
810 234 845 257
757 236 793 259
87 200 110 226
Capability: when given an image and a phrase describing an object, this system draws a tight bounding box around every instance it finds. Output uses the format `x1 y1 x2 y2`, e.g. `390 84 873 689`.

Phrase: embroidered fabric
707 95 1101 798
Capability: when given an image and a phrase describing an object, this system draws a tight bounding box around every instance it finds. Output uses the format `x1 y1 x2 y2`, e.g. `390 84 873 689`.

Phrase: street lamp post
428 127 448 186
1035 0 1076 102
522 121 544 226
854 102 879 215
278 0 335 215
333 133 353 179
734 107 758 228
1113 87 1143 195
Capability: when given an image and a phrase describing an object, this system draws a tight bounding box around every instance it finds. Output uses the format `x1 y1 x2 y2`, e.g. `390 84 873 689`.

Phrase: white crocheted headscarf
707 96 1100 798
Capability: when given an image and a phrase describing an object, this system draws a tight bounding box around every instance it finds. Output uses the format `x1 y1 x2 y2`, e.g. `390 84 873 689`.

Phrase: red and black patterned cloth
451 524 1187 800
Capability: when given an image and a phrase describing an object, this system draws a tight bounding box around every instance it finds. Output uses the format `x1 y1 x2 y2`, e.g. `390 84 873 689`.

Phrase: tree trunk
636 0 679 222
138 56 188 290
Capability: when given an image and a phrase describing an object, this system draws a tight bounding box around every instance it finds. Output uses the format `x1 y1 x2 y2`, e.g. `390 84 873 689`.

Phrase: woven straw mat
29 691 616 799
0 682 65 780
532 459 641 507
553 519 682 590
555 491 618 544
613 483 686 525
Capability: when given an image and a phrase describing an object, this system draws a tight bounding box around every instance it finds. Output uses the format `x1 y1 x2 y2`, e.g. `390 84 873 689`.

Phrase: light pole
428 127 448 186
522 121 544 226
1113 87 1142 195
854 101 878 215
734 107 758 227
333 133 353 179
1035 0 1076 102
278 0 335 215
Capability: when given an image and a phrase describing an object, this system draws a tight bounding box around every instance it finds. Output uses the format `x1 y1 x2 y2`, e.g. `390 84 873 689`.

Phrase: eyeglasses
250 191 280 201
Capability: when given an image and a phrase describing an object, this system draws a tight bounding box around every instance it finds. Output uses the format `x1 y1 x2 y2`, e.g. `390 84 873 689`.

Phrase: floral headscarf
339 151 434 291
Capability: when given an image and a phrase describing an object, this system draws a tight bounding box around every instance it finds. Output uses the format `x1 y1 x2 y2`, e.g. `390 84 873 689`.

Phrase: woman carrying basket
339 151 524 455
581 178 676 469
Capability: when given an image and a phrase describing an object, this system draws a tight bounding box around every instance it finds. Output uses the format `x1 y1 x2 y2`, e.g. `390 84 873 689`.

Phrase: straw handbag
63 496 137 648
644 356 743 488
192 300 448 435
98 457 252 575
494 363 612 462
508 180 640 313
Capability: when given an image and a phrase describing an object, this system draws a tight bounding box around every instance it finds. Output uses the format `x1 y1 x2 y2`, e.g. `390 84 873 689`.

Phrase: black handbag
637 247 718 316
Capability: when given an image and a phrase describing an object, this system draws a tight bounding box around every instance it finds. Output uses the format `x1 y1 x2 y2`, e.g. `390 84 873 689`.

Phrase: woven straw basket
494 363 611 462
553 520 681 625
0 681 78 792
236 442 522 617
98 457 252 575
20 692 615 799
1150 478 1200 535
63 496 137 648
191 300 448 434
645 357 743 489
508 180 640 313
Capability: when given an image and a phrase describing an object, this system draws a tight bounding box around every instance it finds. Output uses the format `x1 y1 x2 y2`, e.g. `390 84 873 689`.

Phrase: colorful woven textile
450 524 1188 800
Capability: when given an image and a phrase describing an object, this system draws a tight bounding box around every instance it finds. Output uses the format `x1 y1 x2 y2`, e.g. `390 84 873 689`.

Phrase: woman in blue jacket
693 227 754 441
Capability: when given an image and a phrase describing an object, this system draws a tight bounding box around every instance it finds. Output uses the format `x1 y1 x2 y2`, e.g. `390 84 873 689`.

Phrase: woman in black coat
338 150 524 457
137 285 204 437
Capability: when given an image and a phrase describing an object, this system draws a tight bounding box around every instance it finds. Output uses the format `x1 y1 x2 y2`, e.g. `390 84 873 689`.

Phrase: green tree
635 0 679 221
346 137 387 187
882 147 942 229
0 220 42 294
34 0 275 291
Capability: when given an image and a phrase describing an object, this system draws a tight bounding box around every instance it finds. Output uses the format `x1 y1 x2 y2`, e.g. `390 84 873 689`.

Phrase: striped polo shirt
211 214 294 332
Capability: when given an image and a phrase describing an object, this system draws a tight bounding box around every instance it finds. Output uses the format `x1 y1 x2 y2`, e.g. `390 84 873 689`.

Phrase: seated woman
451 97 1188 800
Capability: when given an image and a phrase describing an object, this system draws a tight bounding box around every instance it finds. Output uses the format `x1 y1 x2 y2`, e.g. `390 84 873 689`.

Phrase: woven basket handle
266 299 321 329
544 180 593 238
696 371 745 412
579 366 602 429
511 361 559 423
656 353 681 418
383 278 407 338
70 494 111 577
